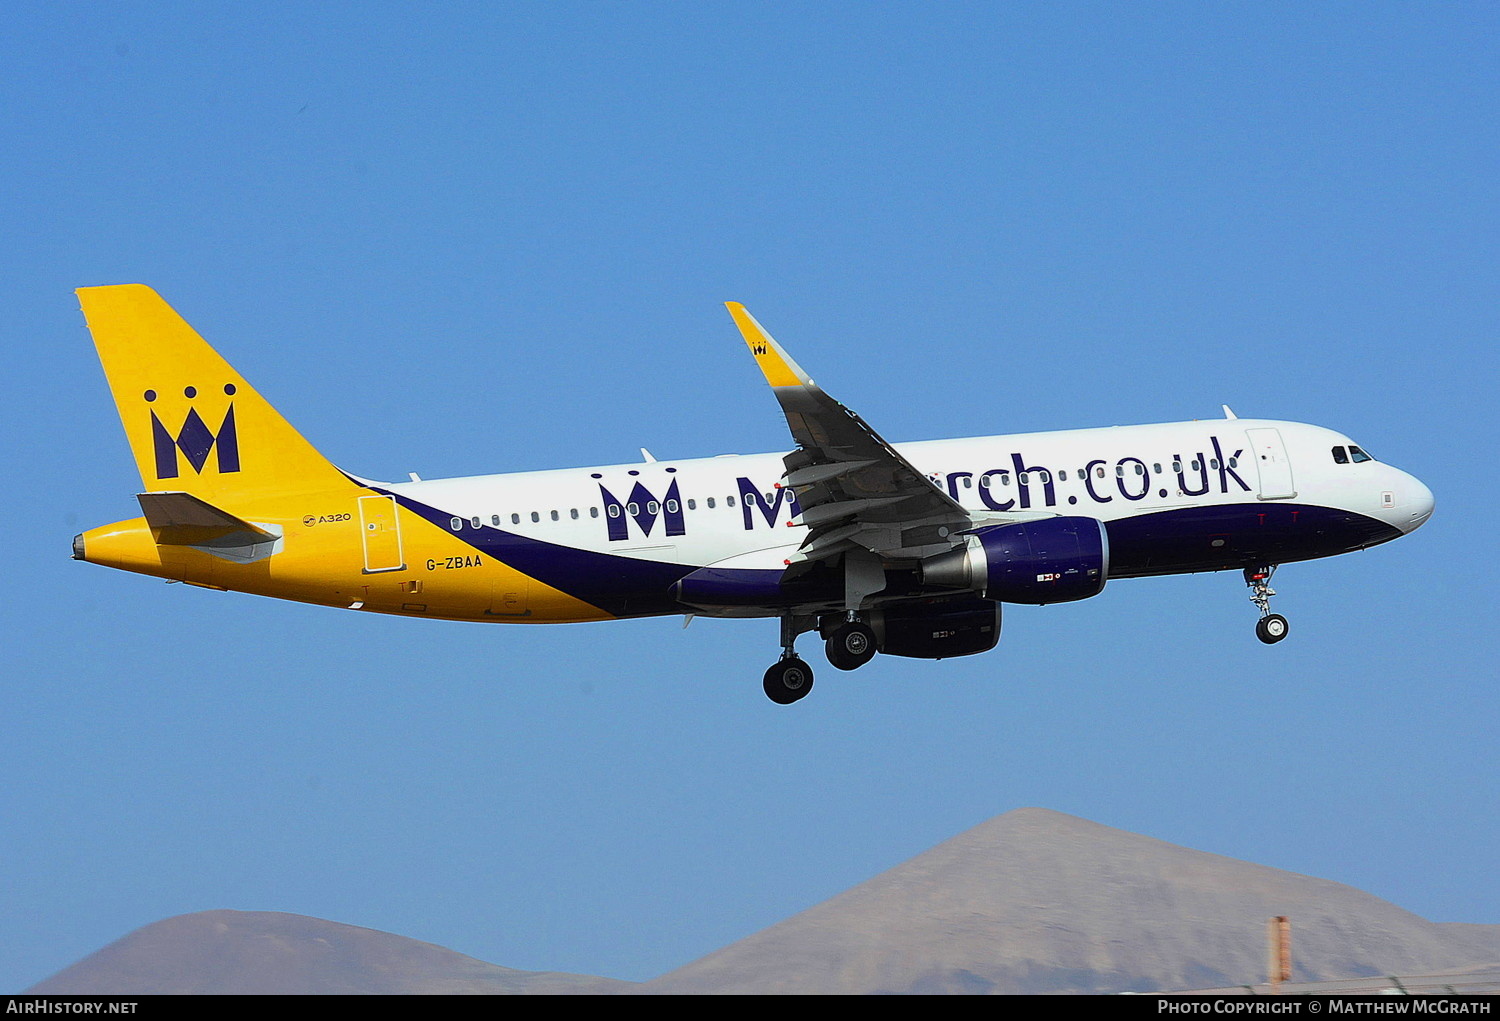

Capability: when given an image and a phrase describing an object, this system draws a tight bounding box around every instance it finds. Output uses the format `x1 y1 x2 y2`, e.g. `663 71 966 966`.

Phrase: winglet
725 303 814 389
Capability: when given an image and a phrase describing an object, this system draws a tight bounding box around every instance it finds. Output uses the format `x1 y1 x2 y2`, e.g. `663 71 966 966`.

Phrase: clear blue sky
3 2 1495 990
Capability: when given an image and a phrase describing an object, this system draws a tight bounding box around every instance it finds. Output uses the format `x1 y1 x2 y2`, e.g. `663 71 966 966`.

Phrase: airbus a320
73 286 1434 703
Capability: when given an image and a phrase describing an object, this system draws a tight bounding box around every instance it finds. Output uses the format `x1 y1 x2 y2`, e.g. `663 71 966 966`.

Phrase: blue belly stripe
381 490 689 618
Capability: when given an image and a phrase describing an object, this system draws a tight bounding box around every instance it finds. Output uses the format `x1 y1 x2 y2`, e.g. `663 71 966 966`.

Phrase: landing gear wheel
764 657 815 704
1245 566 1288 645
1256 613 1289 645
826 622 877 671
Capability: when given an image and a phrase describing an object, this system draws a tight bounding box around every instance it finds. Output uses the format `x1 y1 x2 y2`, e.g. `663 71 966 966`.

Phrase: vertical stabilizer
79 284 352 500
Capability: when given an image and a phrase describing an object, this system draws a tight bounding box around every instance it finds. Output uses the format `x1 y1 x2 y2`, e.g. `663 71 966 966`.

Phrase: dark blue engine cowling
869 596 1002 660
924 516 1108 605
975 517 1108 604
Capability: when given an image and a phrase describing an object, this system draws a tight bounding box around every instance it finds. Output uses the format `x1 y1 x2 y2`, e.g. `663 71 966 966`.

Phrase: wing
726 303 973 565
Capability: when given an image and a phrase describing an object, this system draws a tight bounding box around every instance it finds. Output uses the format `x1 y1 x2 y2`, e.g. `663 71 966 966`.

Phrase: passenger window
1332 446 1349 464
512 513 521 524
627 503 639 516
471 516 481 528
450 517 462 531
491 514 501 526
687 499 697 510
607 505 619 518
666 499 679 513
590 507 599 518
570 508 579 520
550 510 559 521
727 496 736 507
707 497 716 509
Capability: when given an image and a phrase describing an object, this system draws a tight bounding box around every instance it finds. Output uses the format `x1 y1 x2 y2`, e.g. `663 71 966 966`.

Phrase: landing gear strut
1245 565 1289 644
764 614 816 704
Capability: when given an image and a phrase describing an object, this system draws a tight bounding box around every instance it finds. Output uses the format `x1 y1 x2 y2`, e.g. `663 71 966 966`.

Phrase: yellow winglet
725 302 814 390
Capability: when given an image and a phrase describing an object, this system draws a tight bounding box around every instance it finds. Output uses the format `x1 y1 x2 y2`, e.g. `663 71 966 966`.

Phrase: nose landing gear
1245 565 1289 644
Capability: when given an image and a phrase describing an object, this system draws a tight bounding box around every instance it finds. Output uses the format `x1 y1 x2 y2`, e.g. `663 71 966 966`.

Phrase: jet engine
921 516 1108 604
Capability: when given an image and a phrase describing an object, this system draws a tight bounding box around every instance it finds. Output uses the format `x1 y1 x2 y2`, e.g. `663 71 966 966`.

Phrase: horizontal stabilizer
136 491 280 563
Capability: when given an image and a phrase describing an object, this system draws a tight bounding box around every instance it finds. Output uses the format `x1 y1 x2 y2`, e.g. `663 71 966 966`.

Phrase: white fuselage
375 417 1432 619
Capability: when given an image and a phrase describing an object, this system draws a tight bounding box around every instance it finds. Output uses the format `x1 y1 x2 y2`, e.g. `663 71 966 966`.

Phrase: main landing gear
825 614 877 672
1245 565 1289 645
763 656 814 705
764 613 816 705
762 612 881 704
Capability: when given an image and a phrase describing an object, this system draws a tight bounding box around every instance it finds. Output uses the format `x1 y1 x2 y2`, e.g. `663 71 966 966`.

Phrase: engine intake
922 516 1108 605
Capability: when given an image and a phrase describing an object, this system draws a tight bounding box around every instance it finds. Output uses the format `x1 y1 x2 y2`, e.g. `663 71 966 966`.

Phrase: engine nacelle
922 516 1108 605
868 596 1002 660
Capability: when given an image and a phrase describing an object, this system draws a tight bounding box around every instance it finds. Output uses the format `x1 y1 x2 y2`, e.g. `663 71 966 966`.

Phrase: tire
763 657 814 704
826 622 877 671
1256 614 1289 644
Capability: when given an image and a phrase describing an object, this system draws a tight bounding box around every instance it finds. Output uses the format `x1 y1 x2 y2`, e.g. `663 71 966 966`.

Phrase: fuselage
385 415 1430 614
81 414 1429 626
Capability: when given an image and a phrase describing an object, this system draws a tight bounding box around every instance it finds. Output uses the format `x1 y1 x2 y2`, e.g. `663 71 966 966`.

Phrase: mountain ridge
640 808 1497 994
25 808 1498 995
23 909 635 995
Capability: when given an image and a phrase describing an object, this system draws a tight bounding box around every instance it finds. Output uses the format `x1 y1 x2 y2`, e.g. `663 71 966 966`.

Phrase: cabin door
1245 428 1296 500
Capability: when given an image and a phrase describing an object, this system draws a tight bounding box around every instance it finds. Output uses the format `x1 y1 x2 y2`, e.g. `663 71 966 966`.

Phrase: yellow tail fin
79 284 352 500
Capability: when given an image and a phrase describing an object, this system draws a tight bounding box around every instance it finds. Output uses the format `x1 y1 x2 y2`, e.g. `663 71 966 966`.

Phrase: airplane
73 285 1434 704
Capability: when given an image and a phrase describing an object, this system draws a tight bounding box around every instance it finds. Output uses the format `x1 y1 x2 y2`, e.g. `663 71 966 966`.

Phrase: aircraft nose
1401 475 1434 533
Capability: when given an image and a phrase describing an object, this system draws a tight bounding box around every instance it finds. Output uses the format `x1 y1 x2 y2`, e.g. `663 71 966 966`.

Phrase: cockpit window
1332 446 1349 464
1349 445 1374 463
